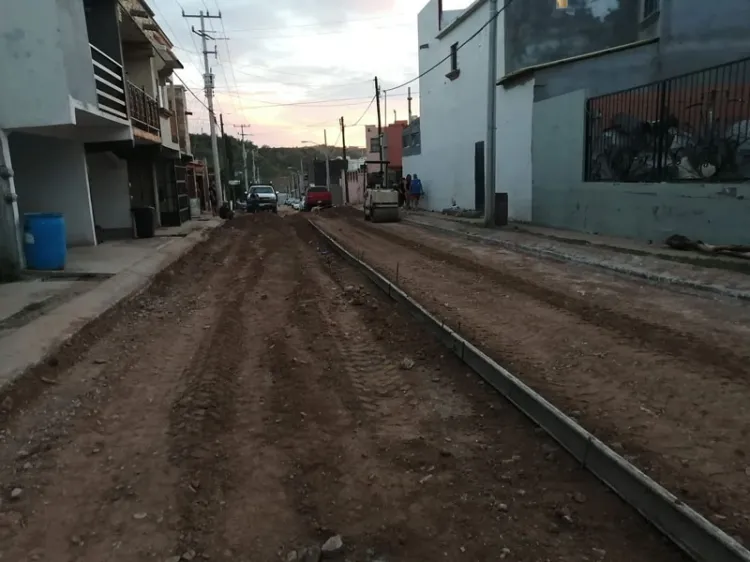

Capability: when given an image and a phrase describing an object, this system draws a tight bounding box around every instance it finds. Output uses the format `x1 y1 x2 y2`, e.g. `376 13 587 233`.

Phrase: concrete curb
403 217 750 302
310 218 750 562
0 228 215 390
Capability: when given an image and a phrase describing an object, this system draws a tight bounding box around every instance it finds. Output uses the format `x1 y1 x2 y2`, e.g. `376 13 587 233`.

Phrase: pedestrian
404 174 412 209
409 174 423 210
398 177 406 207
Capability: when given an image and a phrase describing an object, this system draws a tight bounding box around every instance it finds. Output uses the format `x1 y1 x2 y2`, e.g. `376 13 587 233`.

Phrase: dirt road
313 209 750 545
0 214 684 561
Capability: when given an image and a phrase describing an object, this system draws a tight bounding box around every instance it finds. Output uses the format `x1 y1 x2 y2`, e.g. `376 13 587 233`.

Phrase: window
555 0 568 7
370 136 381 153
642 0 659 20
450 42 458 72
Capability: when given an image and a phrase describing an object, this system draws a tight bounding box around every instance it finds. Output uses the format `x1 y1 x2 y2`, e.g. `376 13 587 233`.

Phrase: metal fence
585 57 750 182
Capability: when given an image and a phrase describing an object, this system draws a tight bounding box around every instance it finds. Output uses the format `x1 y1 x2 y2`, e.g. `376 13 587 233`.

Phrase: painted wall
124 54 157 97
658 0 750 78
531 90 750 244
497 77 534 221
0 0 75 129
57 0 98 107
504 0 639 75
386 121 408 169
364 125 380 174
415 0 499 211
86 152 132 231
9 133 97 246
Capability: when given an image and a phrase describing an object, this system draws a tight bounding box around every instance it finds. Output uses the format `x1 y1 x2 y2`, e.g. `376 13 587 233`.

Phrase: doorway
474 140 485 211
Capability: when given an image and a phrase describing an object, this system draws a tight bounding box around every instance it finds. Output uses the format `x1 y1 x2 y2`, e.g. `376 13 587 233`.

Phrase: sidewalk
0 217 222 391
402 210 750 300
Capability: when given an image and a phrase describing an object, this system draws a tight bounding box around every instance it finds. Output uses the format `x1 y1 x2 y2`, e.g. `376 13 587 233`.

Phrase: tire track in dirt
0 224 246 561
218 218 309 558
346 216 750 382
168 218 286 559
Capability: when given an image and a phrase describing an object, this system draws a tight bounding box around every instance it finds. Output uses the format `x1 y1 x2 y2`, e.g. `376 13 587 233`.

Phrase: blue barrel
23 213 67 270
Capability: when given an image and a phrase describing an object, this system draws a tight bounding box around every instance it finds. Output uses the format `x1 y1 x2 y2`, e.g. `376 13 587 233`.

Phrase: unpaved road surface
314 208 750 545
0 214 685 561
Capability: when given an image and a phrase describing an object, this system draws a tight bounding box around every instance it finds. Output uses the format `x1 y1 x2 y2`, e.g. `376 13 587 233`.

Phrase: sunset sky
150 0 471 148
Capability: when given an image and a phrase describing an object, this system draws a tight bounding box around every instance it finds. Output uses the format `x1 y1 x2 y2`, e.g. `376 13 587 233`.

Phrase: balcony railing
90 44 128 121
127 82 161 136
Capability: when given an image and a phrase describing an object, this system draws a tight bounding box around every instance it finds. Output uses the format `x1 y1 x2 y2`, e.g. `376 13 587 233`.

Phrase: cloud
159 0 425 146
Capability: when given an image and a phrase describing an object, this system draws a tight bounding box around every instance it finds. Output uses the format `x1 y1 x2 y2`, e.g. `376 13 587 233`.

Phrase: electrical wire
384 0 515 92
348 96 376 127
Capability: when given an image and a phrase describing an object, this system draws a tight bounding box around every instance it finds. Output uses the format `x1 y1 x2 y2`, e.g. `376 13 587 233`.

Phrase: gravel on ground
0 213 685 561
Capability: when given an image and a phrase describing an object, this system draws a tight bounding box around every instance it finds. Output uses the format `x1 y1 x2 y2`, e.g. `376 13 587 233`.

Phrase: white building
404 0 533 220
0 0 192 274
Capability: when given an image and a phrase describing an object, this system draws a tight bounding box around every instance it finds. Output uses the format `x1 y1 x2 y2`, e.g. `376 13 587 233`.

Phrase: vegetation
189 133 365 186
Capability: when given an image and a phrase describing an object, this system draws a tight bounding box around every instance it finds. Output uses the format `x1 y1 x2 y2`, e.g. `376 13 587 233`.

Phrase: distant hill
189 133 366 183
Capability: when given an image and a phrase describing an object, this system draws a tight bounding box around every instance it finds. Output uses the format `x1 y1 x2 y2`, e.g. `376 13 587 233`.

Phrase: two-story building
0 0 192 272
407 0 750 243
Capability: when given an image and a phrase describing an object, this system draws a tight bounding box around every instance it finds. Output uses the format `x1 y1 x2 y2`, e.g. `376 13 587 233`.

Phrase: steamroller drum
371 207 400 223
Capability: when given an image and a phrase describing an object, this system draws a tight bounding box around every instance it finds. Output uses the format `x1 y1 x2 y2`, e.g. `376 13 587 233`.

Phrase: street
0 213 686 561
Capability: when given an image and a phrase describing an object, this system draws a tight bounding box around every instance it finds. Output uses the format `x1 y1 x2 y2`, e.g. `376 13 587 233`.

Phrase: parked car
304 186 332 211
246 185 278 213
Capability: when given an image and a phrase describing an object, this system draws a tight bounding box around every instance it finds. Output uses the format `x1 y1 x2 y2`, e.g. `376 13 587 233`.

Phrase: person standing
404 174 412 209
409 174 423 210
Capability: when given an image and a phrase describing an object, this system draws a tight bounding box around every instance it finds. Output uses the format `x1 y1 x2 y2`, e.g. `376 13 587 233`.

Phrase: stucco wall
0 1 74 129
87 152 132 231
531 90 750 244
57 0 98 107
504 0 639 75
497 77 534 221
415 0 499 211
9 133 97 246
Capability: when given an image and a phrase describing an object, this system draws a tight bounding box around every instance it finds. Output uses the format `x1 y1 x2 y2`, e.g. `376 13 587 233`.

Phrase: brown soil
313 213 750 546
0 213 685 561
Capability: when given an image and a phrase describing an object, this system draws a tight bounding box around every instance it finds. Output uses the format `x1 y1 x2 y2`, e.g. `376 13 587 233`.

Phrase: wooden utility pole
238 124 252 192
374 77 384 183
340 116 349 204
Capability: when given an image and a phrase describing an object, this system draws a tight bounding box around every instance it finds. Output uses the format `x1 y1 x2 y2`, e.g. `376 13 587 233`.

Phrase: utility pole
238 124 251 193
393 110 397 123
251 149 258 183
374 77 384 184
484 0 499 226
408 87 413 123
340 116 349 204
323 129 331 190
184 9 223 208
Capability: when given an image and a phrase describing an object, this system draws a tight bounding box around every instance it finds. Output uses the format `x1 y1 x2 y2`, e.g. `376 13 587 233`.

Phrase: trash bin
23 212 67 270
131 207 156 238
494 193 509 227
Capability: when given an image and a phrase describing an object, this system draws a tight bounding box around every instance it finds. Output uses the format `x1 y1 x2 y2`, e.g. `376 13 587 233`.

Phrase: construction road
0 212 707 561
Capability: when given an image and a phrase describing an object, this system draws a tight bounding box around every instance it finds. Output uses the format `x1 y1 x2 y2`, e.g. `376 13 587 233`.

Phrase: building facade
0 0 192 272
407 0 750 242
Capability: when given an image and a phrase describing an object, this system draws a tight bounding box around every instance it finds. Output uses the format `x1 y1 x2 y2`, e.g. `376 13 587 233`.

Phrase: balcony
127 81 161 137
91 44 128 121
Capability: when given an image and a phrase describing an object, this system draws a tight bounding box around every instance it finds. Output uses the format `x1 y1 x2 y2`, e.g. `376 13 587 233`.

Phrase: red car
304 186 332 211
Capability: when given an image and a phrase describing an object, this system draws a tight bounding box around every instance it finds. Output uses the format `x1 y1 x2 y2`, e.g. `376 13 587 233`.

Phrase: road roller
363 187 401 223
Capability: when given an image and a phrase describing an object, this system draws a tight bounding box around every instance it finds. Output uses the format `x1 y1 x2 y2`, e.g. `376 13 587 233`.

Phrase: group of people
396 174 423 209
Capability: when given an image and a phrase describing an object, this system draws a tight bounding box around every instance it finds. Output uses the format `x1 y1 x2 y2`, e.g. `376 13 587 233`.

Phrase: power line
349 96 376 127
384 0 515 92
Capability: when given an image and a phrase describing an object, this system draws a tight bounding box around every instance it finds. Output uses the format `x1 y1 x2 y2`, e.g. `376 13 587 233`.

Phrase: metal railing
585 57 750 182
90 44 127 121
127 81 160 136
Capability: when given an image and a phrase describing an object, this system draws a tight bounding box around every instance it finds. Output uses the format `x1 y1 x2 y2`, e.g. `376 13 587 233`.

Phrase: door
474 141 485 212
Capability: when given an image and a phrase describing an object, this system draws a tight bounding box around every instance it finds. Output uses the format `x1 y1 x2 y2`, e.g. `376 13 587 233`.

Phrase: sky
149 0 471 148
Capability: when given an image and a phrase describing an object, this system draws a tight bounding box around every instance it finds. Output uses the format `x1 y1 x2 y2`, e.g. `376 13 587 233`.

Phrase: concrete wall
497 77 534 221
504 0 639 75
0 130 24 274
531 90 750 245
124 54 157 97
342 170 367 205
57 0 98 107
86 152 132 232
414 0 498 211
658 0 750 78
0 0 75 129
9 133 97 246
